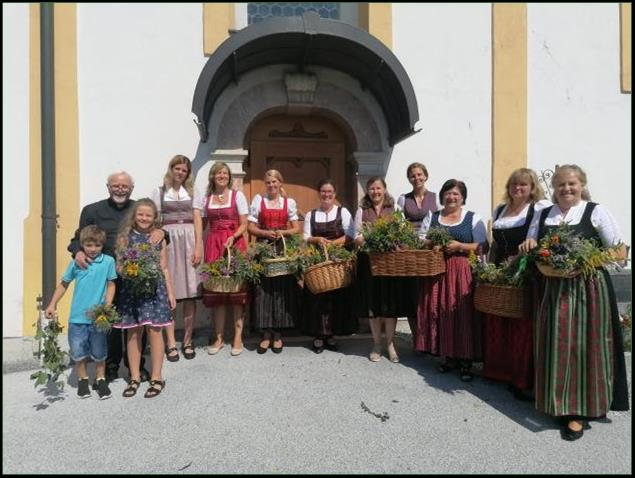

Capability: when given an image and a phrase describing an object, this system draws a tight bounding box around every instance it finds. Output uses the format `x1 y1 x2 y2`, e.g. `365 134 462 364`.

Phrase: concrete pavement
2 326 631 474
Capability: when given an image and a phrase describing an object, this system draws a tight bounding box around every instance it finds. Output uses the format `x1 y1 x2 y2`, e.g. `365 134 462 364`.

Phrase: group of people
44 157 629 442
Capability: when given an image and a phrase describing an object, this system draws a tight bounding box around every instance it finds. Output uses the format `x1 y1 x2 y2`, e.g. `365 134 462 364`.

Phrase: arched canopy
192 12 419 146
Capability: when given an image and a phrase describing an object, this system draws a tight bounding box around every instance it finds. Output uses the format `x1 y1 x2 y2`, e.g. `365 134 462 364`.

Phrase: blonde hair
503 168 545 205
264 169 287 198
551 164 591 202
115 198 160 262
206 162 233 197
163 155 193 196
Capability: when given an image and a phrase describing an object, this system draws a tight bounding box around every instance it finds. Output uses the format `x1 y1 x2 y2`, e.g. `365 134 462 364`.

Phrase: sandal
165 347 180 362
122 379 140 398
144 379 166 398
272 335 283 354
182 343 196 360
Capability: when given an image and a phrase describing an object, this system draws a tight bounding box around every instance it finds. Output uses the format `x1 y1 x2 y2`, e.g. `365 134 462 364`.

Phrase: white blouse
418 209 488 244
150 185 192 212
352 204 403 240
302 207 353 240
492 199 552 230
248 194 299 223
526 200 622 247
192 189 248 217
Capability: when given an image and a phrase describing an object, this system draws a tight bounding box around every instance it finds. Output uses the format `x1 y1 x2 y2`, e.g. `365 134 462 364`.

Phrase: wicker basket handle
279 233 287 258
225 245 232 274
321 242 329 262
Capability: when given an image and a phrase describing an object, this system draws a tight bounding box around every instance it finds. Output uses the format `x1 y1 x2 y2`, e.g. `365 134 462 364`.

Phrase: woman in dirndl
519 164 629 441
416 179 488 382
151 155 201 362
482 168 550 400
247 169 301 354
301 179 357 353
353 176 414 363
193 162 249 356
397 162 438 346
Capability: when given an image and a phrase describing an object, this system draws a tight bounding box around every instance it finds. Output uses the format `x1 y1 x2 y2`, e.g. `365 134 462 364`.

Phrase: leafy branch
30 319 68 391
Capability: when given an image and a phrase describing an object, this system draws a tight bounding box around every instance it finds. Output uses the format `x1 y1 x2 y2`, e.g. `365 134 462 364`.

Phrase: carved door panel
250 140 346 221
245 115 355 228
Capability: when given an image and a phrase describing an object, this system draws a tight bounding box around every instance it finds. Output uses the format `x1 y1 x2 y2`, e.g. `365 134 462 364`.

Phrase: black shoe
182 344 196 360
562 422 584 441
139 368 151 383
325 337 338 351
271 337 283 354
257 338 270 354
77 378 91 399
94 378 112 400
312 339 325 354
511 386 534 402
459 366 474 382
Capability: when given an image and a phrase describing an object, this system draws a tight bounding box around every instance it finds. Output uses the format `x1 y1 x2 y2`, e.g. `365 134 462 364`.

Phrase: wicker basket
368 249 446 277
262 235 296 278
304 244 355 294
536 262 581 278
202 247 246 292
473 283 526 319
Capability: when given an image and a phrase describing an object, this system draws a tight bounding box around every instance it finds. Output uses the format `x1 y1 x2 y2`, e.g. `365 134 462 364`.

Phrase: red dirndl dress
202 191 248 306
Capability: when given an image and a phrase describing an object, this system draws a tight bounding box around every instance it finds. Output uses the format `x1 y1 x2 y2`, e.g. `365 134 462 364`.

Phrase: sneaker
94 378 112 400
77 378 91 399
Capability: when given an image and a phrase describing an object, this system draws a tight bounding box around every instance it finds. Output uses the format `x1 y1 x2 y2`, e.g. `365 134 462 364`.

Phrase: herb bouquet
119 242 163 297
86 304 121 333
302 243 357 294
532 224 623 279
199 247 263 292
471 253 530 319
361 211 445 277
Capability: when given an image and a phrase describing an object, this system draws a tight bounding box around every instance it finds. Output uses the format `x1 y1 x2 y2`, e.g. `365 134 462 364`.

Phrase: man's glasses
108 184 131 191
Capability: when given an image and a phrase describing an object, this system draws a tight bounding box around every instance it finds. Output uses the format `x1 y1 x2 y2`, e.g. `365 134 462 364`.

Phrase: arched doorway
243 113 357 222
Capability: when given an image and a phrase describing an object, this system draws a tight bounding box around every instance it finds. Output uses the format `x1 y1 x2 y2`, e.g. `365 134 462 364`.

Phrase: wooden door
245 115 355 223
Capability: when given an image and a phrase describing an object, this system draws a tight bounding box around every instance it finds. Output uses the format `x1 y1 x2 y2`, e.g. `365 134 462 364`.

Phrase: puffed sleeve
351 208 363 239
340 207 352 235
471 213 488 244
235 191 249 215
192 186 207 212
419 211 433 239
591 204 623 247
287 198 299 221
303 210 313 240
150 187 162 213
248 194 262 223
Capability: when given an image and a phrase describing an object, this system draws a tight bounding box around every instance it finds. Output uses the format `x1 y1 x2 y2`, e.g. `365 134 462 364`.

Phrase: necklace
215 191 227 202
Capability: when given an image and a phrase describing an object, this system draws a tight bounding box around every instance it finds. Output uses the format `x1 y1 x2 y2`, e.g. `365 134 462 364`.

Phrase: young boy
45 225 118 399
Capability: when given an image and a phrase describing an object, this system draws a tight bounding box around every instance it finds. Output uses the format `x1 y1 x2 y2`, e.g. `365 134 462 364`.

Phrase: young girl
114 198 176 398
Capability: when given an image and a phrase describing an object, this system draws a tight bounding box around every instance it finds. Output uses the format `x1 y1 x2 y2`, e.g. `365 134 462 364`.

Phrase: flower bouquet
119 242 163 296
199 247 263 292
470 253 530 319
86 304 121 333
532 223 622 279
302 243 357 294
362 211 445 277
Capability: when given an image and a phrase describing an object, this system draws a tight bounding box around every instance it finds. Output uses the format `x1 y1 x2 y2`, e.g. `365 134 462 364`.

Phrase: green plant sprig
30 319 68 391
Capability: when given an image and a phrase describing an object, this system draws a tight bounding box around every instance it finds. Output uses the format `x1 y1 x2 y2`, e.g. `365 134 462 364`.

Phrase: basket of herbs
363 212 445 277
302 243 356 294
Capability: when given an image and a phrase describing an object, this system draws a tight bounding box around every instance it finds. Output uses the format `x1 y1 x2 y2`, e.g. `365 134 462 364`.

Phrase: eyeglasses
108 184 131 191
